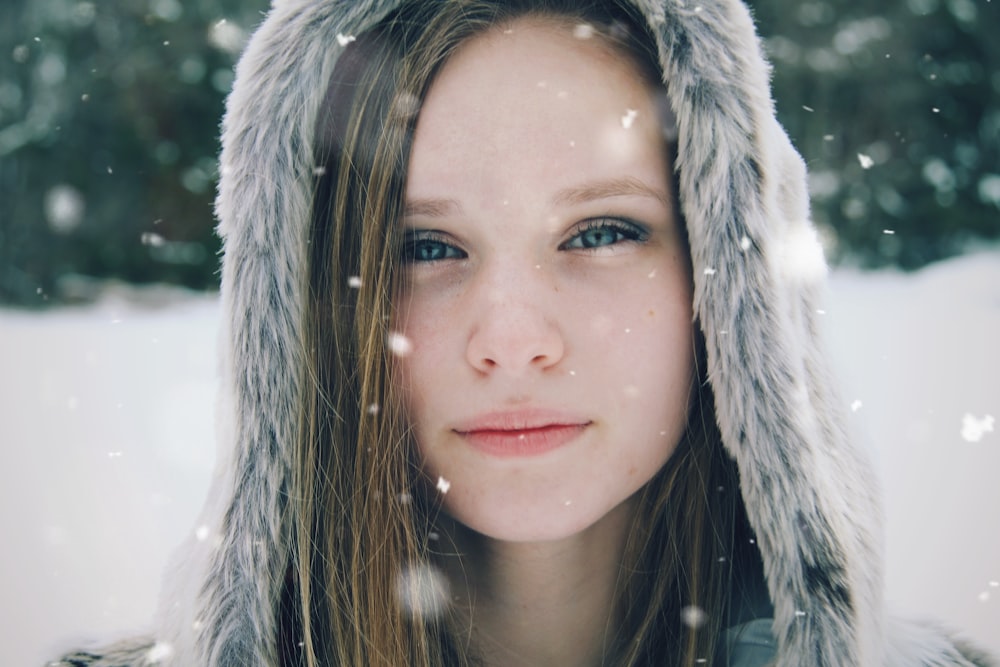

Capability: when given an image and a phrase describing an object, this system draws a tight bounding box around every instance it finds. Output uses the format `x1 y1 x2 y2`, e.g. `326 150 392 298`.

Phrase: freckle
648 310 655 317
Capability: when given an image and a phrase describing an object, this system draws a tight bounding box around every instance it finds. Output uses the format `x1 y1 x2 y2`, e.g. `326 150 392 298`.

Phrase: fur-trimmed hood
51 0 996 665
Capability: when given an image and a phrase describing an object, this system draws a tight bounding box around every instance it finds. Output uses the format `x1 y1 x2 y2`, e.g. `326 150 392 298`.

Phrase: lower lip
459 424 587 458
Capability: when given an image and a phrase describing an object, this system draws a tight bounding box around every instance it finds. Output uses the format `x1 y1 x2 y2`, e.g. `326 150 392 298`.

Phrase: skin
396 17 694 666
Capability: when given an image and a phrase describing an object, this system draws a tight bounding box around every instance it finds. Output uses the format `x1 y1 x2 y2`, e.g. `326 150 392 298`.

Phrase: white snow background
3 250 998 664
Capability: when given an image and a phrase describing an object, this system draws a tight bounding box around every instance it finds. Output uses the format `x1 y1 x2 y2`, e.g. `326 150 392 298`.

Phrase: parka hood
52 0 996 665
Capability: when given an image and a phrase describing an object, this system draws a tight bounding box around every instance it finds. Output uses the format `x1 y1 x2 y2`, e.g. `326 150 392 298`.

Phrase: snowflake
960 413 994 442
436 476 451 494
387 332 413 357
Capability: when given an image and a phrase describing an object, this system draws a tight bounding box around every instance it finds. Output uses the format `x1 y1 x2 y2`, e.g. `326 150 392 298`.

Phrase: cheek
393 297 453 430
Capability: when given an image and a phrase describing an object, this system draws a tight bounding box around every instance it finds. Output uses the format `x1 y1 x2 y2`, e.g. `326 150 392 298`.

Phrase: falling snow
857 153 875 169
336 33 356 47
146 641 174 663
5 253 1000 663
396 563 450 619
620 109 638 129
387 332 413 356
44 185 85 233
436 476 451 494
681 605 707 629
141 232 166 248
961 414 995 443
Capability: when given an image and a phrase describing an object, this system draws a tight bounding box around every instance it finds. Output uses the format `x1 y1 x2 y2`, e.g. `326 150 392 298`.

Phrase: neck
434 499 637 667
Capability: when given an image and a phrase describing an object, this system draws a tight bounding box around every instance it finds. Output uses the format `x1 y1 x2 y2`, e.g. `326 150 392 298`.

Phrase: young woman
53 0 995 665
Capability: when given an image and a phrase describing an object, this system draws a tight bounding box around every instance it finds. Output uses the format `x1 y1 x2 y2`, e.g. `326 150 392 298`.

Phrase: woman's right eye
402 233 466 263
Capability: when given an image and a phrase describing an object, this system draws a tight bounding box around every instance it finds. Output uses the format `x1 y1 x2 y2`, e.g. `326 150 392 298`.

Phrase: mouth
454 410 591 458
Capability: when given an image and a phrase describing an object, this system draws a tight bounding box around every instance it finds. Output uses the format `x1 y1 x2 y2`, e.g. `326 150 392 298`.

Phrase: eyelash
559 218 649 251
402 231 466 264
401 218 649 264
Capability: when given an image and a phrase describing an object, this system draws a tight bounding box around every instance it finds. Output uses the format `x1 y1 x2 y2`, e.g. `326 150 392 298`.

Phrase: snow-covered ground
3 251 998 665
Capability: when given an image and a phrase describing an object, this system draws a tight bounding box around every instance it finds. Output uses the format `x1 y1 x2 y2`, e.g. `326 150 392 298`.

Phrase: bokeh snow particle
851 400 863 412
436 476 451 494
391 91 421 122
151 0 182 22
208 19 248 55
773 225 827 284
573 23 595 39
960 413 995 442
44 185 85 233
857 153 875 169
336 33 356 47
396 563 450 619
621 109 638 129
348 275 363 289
146 641 174 663
142 232 166 247
387 332 413 357
681 605 708 629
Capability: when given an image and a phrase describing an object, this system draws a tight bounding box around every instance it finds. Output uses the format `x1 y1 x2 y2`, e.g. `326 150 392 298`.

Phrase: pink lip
454 410 591 458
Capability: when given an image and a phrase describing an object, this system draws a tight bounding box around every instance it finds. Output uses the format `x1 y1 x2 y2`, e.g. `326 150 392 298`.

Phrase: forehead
407 17 669 202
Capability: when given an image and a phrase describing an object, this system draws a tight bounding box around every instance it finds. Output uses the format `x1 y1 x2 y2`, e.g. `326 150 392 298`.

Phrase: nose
465 267 565 376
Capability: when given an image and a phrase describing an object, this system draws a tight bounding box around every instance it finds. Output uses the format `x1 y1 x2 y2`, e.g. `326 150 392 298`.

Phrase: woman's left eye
560 218 648 251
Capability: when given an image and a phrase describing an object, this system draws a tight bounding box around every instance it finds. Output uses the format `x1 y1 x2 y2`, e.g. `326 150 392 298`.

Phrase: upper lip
453 409 592 433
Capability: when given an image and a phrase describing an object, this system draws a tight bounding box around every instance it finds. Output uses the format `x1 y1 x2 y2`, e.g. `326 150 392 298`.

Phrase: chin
445 496 631 545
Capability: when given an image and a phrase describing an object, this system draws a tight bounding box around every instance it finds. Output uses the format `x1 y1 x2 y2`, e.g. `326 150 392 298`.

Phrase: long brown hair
285 1 759 665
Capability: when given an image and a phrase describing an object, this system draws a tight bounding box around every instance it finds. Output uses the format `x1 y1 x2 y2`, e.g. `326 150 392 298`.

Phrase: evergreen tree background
1 0 997 306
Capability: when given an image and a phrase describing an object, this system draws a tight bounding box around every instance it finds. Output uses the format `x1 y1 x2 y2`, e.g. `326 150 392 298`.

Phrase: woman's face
396 17 694 542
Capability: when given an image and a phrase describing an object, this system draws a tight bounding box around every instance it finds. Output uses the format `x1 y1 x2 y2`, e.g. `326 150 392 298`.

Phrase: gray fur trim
48 0 998 664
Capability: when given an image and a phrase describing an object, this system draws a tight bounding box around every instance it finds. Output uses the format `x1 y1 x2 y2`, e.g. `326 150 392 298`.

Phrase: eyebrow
553 177 670 207
404 197 459 218
403 177 670 218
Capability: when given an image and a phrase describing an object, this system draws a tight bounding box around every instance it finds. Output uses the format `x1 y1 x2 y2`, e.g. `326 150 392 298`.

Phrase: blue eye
403 233 466 263
561 218 648 250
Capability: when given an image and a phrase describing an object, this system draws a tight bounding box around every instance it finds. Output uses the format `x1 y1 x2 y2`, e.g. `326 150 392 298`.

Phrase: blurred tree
0 0 268 306
750 0 1000 268
1 0 997 306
